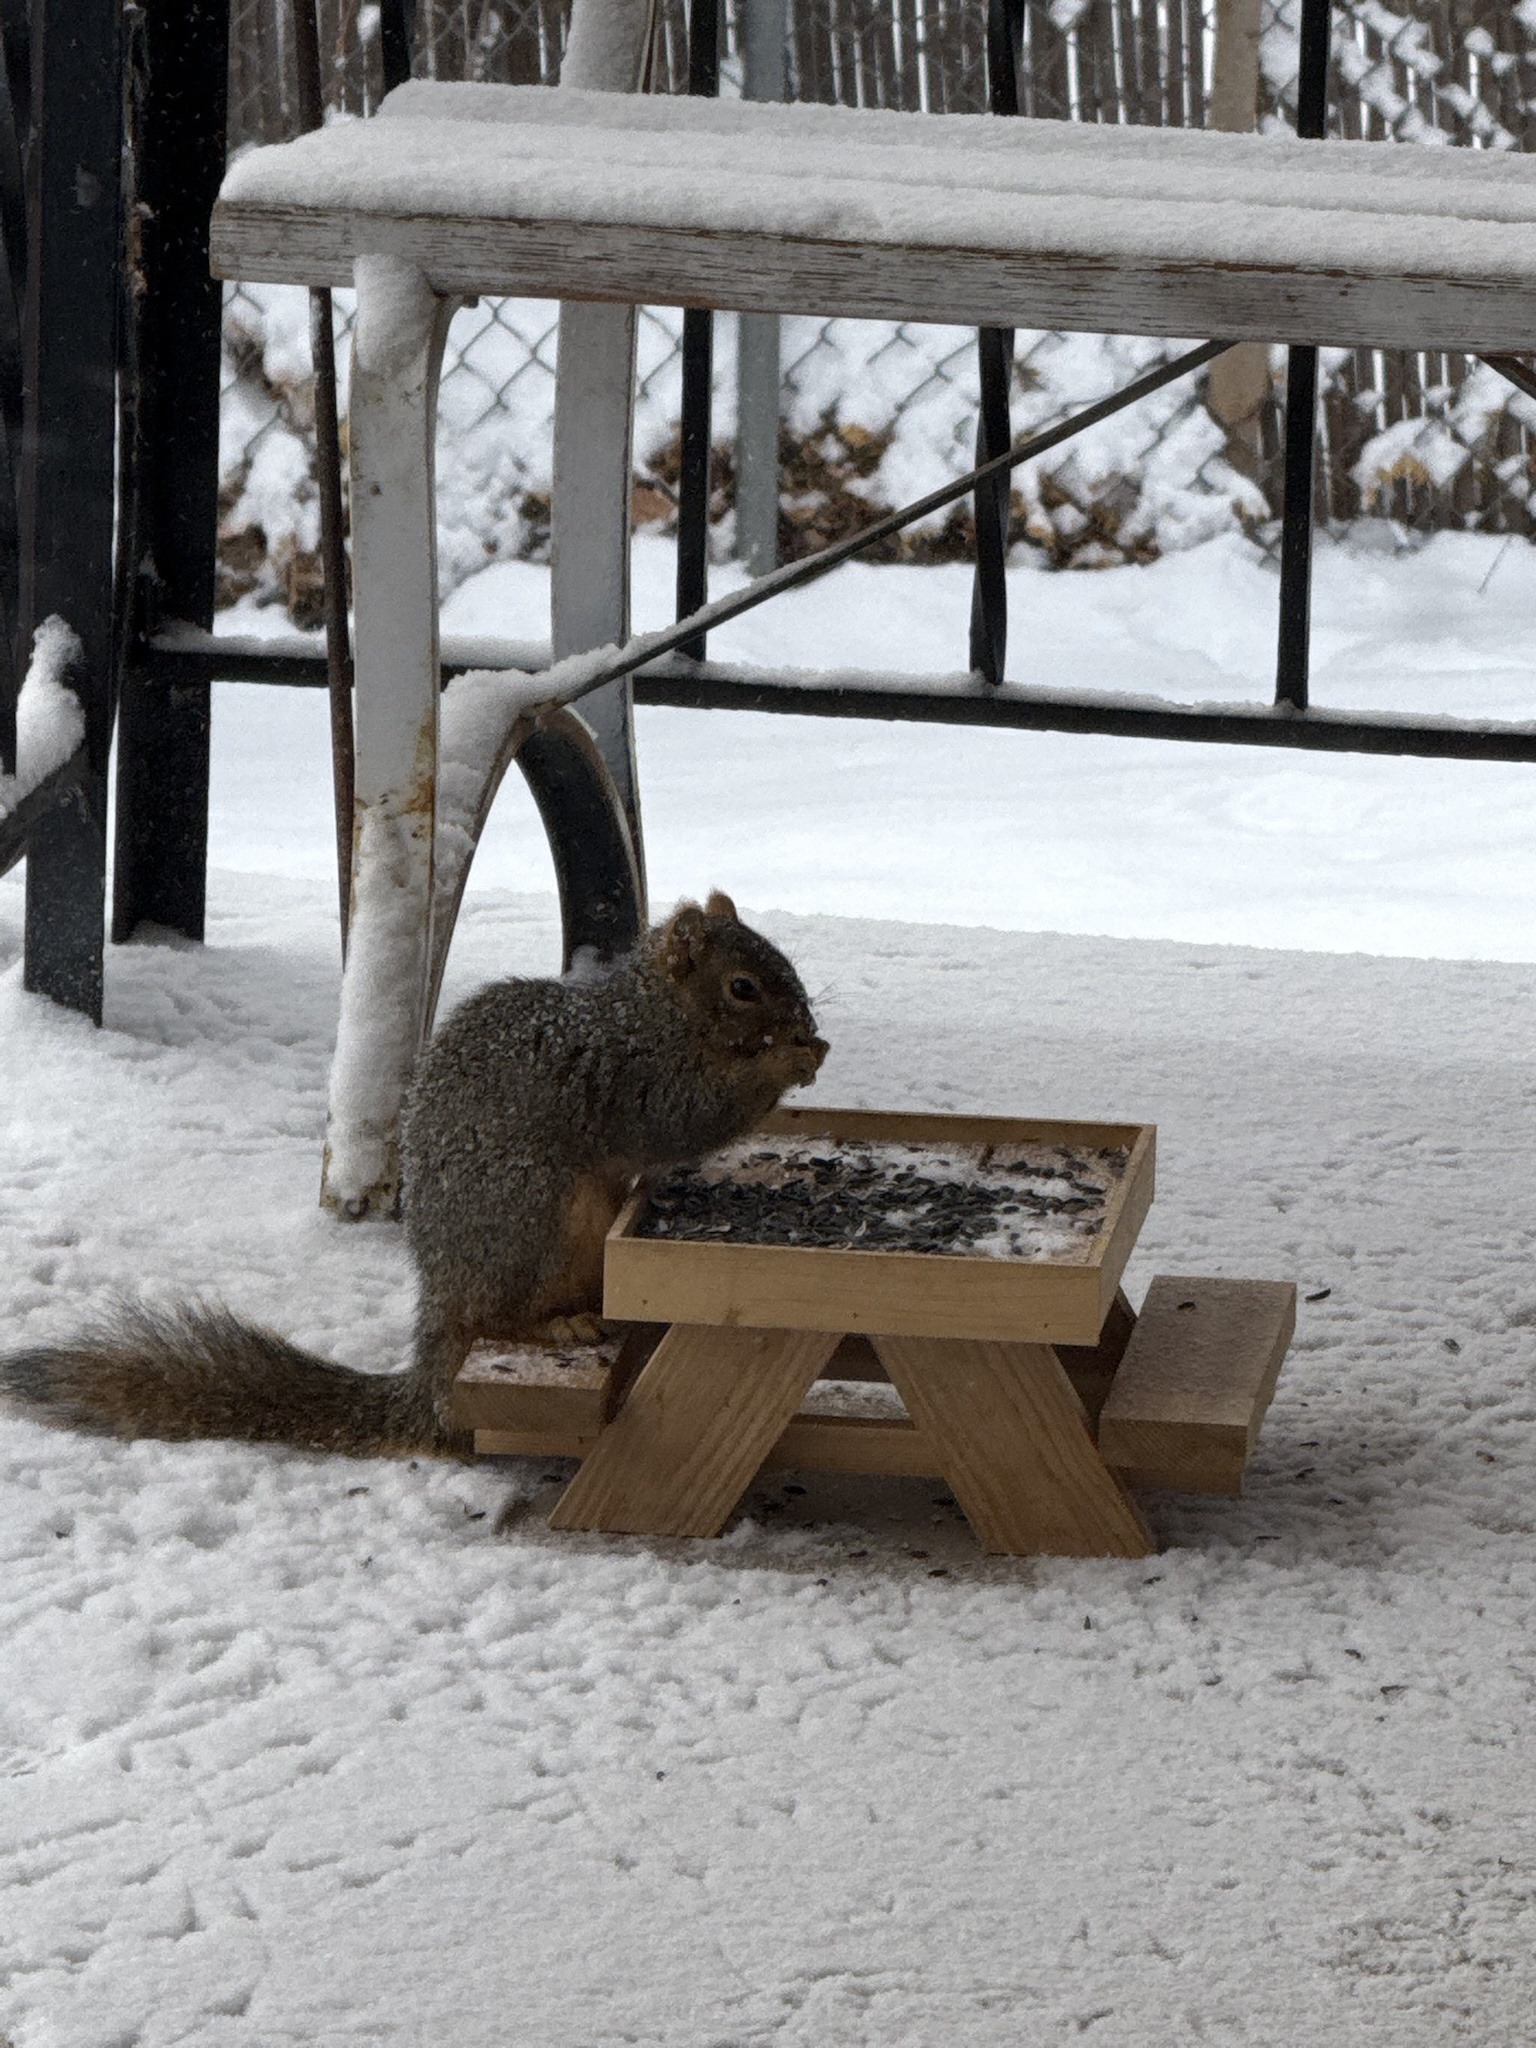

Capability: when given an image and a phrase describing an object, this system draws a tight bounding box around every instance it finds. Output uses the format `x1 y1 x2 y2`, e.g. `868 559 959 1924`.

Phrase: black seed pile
637 1141 1128 1260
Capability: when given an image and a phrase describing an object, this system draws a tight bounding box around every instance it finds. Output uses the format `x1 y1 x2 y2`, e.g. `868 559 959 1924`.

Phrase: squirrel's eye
729 975 760 1002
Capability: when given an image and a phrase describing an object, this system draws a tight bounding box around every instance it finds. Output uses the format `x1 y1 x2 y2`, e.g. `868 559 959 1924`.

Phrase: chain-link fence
218 0 1536 624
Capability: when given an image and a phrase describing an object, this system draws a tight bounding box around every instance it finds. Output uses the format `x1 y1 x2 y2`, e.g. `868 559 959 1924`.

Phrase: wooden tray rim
608 1108 1156 1280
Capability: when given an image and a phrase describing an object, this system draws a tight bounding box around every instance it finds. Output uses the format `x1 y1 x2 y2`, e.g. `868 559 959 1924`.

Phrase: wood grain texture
449 1330 649 1435
760 1414 941 1477
476 1370 936 1474
548 1323 839 1537
1055 1286 1138 1426
873 1334 1155 1557
603 1230 1108 1343
602 1109 1154 1345
1098 1275 1297 1495
211 204 1536 354
476 1426 594 1458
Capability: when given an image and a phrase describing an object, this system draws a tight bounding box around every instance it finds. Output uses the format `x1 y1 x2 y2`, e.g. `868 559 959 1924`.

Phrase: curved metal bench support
516 711 646 973
426 696 643 1039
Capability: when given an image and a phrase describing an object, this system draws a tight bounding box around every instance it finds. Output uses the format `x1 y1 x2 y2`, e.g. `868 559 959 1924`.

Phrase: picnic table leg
874 1334 1155 1558
550 1323 839 1537
320 255 456 1217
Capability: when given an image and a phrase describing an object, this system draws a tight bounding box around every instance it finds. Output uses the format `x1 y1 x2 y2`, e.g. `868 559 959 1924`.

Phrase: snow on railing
0 618 86 822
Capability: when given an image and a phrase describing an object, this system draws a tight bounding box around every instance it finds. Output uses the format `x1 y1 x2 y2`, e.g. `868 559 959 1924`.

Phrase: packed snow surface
218 529 1536 961
4 878 1536 2045
4 533 1536 2042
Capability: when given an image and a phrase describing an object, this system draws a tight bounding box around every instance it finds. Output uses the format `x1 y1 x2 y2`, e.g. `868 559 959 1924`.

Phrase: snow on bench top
213 83 1536 349
219 82 1536 247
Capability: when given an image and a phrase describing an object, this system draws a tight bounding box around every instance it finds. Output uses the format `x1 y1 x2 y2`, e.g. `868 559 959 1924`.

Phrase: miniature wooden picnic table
453 1109 1296 1557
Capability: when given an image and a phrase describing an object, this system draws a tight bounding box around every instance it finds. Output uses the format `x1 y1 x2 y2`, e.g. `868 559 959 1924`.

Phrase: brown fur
551 1169 635 1312
2 896 827 1459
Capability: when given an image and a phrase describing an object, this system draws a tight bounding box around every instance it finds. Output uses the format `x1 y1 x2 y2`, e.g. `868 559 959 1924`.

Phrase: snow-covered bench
215 83 1536 352
210 59 1536 1216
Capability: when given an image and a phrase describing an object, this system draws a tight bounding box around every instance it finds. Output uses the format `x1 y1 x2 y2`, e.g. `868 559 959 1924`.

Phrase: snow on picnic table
3 531 1536 2043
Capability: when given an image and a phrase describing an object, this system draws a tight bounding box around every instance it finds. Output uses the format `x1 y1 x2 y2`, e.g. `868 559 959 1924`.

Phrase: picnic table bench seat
213 80 1536 352
209 76 1536 1216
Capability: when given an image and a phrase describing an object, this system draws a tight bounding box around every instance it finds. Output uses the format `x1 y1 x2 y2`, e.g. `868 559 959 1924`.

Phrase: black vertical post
0 4 26 777
292 0 356 952
112 0 229 946
675 0 719 661
1275 0 1331 712
379 0 416 93
20 0 123 1021
969 0 1020 686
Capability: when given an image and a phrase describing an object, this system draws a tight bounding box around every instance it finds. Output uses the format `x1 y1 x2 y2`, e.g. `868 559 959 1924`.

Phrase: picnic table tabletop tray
602 1106 1155 1347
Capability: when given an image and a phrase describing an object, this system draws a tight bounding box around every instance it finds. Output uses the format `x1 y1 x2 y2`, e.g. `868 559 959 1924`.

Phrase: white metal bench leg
550 0 657 873
321 254 457 1217
552 300 644 864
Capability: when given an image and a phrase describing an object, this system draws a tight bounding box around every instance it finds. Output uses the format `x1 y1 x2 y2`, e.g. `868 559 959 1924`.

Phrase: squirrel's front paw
533 1312 607 1347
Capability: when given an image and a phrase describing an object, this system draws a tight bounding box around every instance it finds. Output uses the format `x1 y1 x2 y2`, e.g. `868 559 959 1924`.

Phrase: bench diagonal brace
545 339 1233 715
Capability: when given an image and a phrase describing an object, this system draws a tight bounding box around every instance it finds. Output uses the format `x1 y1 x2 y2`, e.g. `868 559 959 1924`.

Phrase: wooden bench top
212 82 1536 352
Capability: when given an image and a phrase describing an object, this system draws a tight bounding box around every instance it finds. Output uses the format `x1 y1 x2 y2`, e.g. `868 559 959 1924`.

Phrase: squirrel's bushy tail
1 1302 453 1457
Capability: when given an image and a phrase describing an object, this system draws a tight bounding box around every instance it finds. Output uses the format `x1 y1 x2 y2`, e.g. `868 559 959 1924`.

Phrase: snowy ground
220 527 1536 961
4 534 1536 2044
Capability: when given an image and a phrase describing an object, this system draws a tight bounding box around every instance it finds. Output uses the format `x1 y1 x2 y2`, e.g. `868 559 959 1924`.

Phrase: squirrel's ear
704 889 739 922
656 902 707 977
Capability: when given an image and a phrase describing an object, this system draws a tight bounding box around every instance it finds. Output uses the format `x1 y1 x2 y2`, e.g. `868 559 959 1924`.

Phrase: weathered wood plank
1098 1275 1297 1495
211 203 1536 356
212 86 1536 355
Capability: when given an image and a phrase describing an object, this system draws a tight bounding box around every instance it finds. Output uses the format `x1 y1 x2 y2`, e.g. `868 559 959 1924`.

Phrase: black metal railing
0 0 25 783
3 0 122 1021
16 0 1536 1046
673 0 720 660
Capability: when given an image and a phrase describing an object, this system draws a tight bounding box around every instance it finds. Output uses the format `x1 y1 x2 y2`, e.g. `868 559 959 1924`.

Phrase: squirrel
1 892 827 1459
